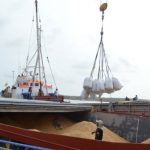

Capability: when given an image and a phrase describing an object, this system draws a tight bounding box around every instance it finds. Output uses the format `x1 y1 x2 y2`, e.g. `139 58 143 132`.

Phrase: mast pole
35 0 39 49
39 26 48 94
34 0 42 91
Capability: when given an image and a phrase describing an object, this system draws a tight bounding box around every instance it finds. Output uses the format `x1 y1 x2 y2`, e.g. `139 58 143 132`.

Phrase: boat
1 0 63 102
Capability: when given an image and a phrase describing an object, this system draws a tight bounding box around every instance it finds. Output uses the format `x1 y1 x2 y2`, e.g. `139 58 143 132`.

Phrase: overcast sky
0 0 150 99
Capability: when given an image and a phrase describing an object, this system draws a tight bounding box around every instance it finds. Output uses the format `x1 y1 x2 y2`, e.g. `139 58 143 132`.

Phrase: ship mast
33 0 48 94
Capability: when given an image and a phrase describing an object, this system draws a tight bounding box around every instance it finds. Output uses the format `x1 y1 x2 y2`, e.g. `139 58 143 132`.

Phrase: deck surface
0 97 92 112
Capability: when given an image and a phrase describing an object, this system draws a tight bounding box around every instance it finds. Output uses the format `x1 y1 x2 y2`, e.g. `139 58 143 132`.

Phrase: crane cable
91 2 112 81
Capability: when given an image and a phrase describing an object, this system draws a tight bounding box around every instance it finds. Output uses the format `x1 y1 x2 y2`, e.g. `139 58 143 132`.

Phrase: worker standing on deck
54 88 58 96
38 88 44 96
28 86 32 99
92 120 103 140
133 95 138 101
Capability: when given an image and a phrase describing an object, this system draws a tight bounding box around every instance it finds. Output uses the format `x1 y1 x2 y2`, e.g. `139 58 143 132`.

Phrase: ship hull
0 122 150 150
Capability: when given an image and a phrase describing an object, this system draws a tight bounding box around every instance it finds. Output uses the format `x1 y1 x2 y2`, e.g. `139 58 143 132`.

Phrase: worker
28 87 32 99
125 96 130 101
38 88 44 96
133 95 138 101
2 86 11 97
54 88 58 96
7 86 11 97
92 120 103 140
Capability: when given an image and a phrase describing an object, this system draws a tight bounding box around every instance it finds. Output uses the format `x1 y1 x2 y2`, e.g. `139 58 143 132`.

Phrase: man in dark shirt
92 120 103 140
95 127 103 140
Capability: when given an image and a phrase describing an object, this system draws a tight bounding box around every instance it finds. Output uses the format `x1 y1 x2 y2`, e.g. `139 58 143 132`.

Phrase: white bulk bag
105 77 114 93
92 79 105 94
99 79 105 92
112 77 123 91
83 77 93 90
92 79 98 93
81 89 90 99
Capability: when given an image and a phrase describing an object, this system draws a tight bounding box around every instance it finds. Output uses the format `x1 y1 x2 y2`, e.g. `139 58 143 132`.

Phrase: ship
1 0 64 102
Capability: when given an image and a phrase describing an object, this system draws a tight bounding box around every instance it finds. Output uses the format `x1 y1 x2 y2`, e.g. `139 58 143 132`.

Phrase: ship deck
0 97 92 113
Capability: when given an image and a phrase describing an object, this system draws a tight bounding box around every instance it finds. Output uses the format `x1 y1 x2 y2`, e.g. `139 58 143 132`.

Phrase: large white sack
92 79 105 94
83 77 93 90
112 77 123 91
81 89 90 99
99 79 105 92
105 77 114 93
92 79 98 93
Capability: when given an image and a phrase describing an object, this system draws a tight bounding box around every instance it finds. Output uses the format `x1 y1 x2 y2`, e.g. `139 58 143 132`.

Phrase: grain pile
61 121 128 143
0 114 75 134
141 139 150 144
61 121 95 139
0 114 128 143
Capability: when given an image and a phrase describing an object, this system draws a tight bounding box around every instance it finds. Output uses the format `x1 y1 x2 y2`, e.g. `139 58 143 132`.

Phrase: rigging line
90 3 106 78
47 56 57 88
101 43 104 79
102 44 109 77
100 44 103 80
42 30 58 89
102 43 112 77
98 43 102 79
95 21 104 79
97 10 105 79
38 27 42 87
41 30 49 58
25 16 35 71
90 39 102 78
25 0 36 72
27 49 38 67
100 0 108 4
39 27 48 94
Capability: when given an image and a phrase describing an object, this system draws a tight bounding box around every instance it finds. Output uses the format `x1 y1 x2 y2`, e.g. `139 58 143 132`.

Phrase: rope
97 43 101 79
46 56 57 89
103 43 112 78
24 16 35 74
90 6 112 80
27 49 38 67
41 30 58 90
90 40 101 78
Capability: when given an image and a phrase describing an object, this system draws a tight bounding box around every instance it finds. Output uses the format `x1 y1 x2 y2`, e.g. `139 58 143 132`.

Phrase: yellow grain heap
0 114 128 143
61 121 128 143
141 139 150 144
